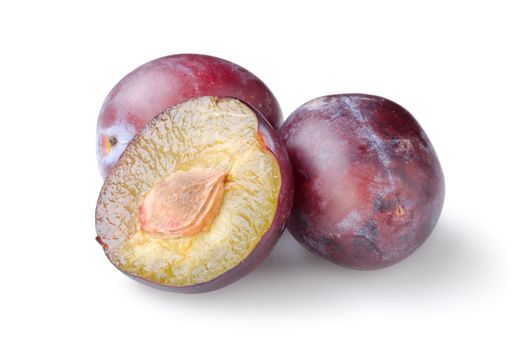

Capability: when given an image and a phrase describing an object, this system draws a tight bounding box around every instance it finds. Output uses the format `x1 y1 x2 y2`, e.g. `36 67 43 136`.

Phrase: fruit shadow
129 217 495 313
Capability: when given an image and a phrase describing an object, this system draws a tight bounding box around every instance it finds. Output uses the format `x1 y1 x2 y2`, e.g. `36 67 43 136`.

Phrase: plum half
97 54 282 178
95 96 293 292
279 94 445 269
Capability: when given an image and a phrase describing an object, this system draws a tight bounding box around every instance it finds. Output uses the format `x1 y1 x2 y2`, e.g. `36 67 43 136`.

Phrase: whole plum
279 94 445 269
97 54 282 178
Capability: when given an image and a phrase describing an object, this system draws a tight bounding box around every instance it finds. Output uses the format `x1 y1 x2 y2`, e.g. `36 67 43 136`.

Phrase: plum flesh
97 54 282 178
279 94 444 269
96 97 293 292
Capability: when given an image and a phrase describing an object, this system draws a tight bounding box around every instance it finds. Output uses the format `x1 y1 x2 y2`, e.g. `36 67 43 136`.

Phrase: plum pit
139 168 225 238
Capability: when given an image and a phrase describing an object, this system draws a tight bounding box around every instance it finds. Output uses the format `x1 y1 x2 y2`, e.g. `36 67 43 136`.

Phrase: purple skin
279 94 445 269
96 100 293 293
97 54 282 178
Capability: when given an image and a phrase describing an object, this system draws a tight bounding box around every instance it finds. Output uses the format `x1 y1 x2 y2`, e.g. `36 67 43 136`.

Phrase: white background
1 0 517 349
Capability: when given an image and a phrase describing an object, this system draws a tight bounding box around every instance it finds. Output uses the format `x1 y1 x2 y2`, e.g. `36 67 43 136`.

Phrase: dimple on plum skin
97 54 282 178
279 94 445 269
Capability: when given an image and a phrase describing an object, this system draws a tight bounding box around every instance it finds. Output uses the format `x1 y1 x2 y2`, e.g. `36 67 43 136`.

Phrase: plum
95 96 293 292
97 54 282 178
279 94 444 269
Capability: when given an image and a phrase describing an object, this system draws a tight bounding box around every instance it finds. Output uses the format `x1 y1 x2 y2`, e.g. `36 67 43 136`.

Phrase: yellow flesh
95 97 281 286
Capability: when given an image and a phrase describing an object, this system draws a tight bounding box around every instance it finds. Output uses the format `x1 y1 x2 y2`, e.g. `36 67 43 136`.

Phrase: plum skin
279 94 445 270
97 54 282 178
96 98 293 293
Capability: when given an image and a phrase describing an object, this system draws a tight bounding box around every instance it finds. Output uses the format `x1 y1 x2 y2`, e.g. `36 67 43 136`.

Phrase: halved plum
279 94 445 269
97 54 282 178
95 97 293 292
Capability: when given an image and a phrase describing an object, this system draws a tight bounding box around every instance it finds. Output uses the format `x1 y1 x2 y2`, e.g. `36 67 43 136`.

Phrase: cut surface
96 97 281 287
139 168 225 237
